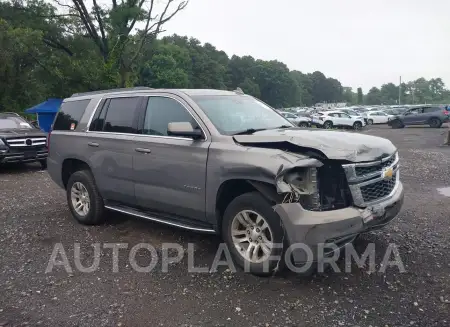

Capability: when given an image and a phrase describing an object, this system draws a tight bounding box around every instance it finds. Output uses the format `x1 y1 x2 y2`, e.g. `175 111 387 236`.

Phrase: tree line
1 0 449 113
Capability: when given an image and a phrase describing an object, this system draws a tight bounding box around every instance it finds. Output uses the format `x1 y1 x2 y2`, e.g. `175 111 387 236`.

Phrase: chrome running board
105 205 216 234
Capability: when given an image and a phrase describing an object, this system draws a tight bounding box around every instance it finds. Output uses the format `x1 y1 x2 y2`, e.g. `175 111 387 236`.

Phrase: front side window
143 97 196 136
102 97 141 134
191 95 292 135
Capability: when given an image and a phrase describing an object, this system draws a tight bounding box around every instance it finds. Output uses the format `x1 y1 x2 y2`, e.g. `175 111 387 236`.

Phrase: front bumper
274 181 404 264
0 148 48 164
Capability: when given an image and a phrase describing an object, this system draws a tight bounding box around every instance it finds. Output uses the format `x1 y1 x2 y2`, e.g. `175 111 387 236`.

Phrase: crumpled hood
233 128 397 162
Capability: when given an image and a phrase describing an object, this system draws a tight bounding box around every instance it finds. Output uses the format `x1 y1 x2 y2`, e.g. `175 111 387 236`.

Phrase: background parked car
278 111 311 127
365 111 395 125
388 106 450 128
312 111 365 130
340 108 368 125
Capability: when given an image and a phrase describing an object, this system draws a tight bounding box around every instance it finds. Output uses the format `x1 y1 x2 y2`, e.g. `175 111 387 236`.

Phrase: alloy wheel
71 182 90 217
231 210 274 263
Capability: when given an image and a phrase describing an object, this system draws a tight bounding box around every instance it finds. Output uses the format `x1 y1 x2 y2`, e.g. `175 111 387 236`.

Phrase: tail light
443 110 449 115
47 132 51 151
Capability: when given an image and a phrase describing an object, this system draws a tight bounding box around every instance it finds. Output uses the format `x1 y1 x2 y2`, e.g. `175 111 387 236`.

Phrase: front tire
367 119 373 125
391 120 404 129
222 192 286 276
353 121 363 130
323 121 333 129
39 159 47 169
66 170 105 225
298 122 309 128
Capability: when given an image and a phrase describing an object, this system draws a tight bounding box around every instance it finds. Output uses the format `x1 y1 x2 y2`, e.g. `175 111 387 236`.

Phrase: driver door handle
135 148 151 154
88 142 99 147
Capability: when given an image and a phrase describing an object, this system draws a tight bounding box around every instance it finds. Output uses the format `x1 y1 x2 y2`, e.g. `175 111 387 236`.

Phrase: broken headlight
279 164 352 211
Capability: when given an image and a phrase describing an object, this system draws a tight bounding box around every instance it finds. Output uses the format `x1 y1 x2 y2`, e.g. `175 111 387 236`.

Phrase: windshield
345 110 359 116
192 95 293 135
0 115 33 130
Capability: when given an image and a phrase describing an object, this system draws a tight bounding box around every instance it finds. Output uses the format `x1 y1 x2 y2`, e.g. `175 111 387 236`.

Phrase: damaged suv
47 87 404 275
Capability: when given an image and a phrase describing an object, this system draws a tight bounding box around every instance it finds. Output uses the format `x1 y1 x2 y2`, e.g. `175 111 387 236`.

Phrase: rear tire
222 192 286 276
429 118 442 128
298 122 309 128
323 121 333 129
66 170 105 225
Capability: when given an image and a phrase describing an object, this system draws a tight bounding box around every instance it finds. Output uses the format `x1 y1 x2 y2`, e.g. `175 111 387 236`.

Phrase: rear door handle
88 142 99 147
135 148 151 154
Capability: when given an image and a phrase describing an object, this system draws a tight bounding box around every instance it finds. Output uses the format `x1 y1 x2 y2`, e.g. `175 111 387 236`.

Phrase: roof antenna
234 87 244 95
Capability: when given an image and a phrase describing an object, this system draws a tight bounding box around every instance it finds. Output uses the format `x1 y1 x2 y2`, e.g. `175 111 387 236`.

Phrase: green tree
64 0 188 87
357 87 363 104
365 87 381 105
343 87 357 105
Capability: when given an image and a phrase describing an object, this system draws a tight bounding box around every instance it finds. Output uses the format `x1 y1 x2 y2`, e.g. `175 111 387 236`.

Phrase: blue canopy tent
25 98 62 132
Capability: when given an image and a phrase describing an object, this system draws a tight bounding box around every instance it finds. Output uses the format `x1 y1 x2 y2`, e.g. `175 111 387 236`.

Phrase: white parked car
365 111 395 125
311 111 365 130
278 111 311 127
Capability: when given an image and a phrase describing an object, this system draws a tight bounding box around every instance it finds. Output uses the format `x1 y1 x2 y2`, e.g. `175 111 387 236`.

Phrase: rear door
132 94 210 222
85 96 144 205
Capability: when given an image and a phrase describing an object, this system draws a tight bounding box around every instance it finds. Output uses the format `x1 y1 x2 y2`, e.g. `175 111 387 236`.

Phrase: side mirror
167 122 203 139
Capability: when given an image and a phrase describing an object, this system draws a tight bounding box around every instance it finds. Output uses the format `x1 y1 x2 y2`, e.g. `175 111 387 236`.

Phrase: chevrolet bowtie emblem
382 167 394 180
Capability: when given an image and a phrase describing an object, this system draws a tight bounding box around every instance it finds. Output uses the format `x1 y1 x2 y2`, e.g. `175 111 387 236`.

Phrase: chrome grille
355 154 396 176
360 173 397 202
342 152 399 207
6 137 47 147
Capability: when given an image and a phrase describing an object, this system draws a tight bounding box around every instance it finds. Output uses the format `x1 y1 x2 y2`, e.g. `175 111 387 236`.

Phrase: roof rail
0 112 20 116
70 87 153 98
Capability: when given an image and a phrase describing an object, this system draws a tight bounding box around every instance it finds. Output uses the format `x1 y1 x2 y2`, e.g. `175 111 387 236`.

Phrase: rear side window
424 107 440 113
53 99 90 130
101 97 141 134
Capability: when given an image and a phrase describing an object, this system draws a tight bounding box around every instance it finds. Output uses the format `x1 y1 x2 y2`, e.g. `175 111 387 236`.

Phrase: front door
403 108 424 124
338 113 354 126
132 94 210 222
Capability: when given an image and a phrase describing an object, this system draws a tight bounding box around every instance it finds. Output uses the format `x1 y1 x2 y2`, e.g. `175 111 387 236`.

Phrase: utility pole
398 76 402 105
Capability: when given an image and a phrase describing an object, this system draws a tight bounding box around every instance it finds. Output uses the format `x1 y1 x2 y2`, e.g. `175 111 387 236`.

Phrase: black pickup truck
0 112 48 168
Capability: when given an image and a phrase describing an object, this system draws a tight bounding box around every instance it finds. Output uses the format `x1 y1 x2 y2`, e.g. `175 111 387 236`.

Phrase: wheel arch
214 179 281 235
61 158 93 189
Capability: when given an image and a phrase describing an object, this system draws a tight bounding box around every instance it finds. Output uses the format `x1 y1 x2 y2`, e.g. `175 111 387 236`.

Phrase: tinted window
424 107 440 113
53 99 90 131
89 99 107 131
143 97 196 136
103 97 141 134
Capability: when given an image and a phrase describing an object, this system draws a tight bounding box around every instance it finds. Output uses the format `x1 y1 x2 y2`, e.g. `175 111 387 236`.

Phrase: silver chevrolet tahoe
47 87 404 275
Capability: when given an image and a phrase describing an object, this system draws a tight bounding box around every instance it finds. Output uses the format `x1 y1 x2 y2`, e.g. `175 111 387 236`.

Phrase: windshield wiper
232 128 267 135
274 125 292 129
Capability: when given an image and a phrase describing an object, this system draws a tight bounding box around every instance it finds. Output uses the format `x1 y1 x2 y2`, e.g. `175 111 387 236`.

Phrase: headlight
0 139 5 146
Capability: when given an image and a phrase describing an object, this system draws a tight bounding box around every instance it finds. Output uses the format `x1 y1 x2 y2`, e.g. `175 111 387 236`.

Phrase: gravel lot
1 125 450 327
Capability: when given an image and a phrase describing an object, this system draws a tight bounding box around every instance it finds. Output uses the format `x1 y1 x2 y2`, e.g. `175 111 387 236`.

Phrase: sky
162 0 450 91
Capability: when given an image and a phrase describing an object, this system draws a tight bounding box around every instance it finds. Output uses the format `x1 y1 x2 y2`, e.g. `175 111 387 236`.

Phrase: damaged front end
232 136 404 265
276 161 353 212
